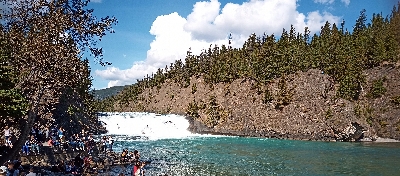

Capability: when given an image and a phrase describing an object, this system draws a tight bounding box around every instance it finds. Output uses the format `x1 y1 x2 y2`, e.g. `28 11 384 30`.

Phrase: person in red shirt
132 160 146 176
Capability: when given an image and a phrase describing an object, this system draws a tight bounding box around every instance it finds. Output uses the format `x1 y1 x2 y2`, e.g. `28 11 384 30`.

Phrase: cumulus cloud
95 61 159 87
95 0 341 88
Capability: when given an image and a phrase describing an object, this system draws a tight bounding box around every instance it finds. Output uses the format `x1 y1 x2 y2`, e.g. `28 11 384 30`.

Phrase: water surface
100 112 400 176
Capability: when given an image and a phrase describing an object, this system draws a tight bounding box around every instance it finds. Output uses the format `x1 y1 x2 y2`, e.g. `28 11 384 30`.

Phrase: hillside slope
112 65 400 141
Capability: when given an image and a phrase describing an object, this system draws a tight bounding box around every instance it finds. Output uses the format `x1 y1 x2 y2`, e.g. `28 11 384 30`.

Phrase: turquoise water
110 136 400 176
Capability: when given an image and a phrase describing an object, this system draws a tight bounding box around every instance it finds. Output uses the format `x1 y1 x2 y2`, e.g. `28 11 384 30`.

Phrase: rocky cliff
114 65 400 141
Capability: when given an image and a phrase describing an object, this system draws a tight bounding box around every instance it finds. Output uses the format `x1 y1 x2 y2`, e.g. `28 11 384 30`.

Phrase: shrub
391 95 400 105
187 100 201 119
263 89 273 104
275 77 295 110
367 77 387 98
191 83 197 94
325 108 333 120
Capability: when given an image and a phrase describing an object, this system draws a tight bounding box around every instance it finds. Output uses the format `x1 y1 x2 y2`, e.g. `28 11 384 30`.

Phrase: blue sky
88 0 398 89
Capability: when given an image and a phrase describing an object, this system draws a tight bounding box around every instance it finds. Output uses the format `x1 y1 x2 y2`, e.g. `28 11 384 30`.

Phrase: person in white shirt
4 126 12 148
108 136 114 151
25 167 36 176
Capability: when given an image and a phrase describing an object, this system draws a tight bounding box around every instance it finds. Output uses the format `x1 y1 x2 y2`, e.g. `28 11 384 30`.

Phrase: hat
0 166 7 174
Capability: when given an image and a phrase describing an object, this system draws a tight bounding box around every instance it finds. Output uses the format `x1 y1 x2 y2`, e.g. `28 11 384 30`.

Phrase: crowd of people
1 124 116 175
2 124 151 175
17 125 116 156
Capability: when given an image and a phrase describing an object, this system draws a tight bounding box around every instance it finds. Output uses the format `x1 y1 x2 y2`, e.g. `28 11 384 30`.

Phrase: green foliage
67 105 76 116
336 72 363 100
186 99 203 119
191 83 197 94
205 95 227 128
354 103 374 126
396 120 400 131
275 77 295 110
379 120 389 127
367 77 387 98
263 88 273 104
91 86 128 100
0 49 28 126
391 95 400 105
325 108 333 120
365 105 374 127
354 103 362 117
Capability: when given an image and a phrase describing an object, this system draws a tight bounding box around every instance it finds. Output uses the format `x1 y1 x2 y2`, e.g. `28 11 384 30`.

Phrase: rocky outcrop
116 66 400 142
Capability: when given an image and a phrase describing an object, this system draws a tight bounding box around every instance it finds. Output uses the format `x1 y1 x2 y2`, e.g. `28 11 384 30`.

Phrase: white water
98 112 200 140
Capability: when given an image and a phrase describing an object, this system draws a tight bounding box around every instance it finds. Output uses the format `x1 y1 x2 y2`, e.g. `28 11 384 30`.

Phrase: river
99 112 400 176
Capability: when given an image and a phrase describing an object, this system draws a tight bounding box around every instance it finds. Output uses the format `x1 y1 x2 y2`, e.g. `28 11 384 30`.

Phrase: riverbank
11 134 399 175
18 151 136 175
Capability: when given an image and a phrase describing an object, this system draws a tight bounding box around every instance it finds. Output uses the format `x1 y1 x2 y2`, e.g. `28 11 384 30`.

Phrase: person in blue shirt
22 139 30 156
5 162 19 176
58 127 64 139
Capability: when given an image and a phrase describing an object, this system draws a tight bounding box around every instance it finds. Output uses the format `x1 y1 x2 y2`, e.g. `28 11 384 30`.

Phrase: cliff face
114 66 400 141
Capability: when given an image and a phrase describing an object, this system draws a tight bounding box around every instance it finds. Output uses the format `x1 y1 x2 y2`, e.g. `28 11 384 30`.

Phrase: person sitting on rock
51 126 58 137
133 150 141 163
3 126 11 148
29 126 36 138
77 136 85 151
128 151 135 162
132 160 146 176
120 149 128 163
69 135 77 151
108 136 114 151
53 139 61 152
61 136 69 152
22 139 31 156
58 127 64 139
30 135 40 155
70 162 78 175
101 136 107 153
44 126 50 139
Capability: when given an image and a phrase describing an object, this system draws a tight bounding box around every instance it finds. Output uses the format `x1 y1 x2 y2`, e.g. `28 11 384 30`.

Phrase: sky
87 0 399 89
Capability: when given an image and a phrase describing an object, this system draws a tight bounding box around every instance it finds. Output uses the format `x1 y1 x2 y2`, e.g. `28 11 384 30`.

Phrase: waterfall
98 112 199 140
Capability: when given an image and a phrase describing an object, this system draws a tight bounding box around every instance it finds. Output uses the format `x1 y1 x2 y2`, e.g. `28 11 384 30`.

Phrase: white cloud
91 0 102 3
95 61 159 87
95 0 341 88
341 0 350 6
314 0 335 4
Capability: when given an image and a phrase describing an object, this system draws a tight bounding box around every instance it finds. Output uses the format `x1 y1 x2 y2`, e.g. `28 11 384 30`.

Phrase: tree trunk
0 110 37 164
0 87 43 164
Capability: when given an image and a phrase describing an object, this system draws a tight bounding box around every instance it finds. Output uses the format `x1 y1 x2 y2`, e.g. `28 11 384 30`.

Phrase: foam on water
98 112 201 140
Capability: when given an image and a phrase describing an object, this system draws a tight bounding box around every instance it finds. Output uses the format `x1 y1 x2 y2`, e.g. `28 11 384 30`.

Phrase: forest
96 4 400 113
